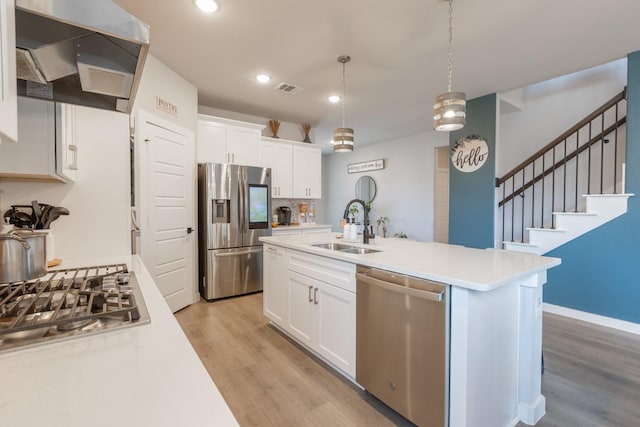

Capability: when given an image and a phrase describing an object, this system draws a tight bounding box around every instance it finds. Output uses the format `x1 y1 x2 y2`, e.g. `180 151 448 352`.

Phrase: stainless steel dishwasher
356 265 449 427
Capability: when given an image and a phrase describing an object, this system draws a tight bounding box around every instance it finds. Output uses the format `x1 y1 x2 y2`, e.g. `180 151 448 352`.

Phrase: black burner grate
0 264 141 338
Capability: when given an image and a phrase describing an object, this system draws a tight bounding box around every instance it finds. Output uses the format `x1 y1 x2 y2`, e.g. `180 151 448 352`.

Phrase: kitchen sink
340 247 381 255
310 243 381 255
311 243 355 251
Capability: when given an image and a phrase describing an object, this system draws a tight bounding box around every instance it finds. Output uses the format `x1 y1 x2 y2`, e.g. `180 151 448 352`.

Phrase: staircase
498 89 632 255
503 193 631 254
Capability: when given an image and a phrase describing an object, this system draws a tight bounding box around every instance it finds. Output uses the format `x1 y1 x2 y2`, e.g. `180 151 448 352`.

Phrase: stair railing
497 89 627 245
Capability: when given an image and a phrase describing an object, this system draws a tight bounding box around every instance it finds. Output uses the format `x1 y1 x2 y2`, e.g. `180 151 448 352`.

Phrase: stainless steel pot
0 230 47 283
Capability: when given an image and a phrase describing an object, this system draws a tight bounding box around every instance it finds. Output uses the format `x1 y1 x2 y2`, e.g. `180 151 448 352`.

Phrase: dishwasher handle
356 271 444 302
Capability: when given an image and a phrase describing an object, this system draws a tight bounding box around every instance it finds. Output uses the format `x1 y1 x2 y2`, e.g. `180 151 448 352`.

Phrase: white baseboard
543 303 640 335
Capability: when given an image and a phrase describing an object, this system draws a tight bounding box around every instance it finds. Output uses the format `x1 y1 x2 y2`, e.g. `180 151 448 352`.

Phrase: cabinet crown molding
197 114 265 131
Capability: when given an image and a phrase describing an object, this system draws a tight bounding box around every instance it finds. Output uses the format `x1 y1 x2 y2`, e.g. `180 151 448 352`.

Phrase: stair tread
503 241 537 247
552 211 597 216
583 193 634 198
526 227 566 233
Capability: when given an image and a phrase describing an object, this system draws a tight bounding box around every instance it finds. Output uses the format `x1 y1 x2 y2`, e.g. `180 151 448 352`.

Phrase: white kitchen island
0 255 238 427
260 233 561 427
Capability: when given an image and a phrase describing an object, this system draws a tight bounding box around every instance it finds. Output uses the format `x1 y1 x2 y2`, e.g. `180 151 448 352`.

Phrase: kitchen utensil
31 200 42 229
0 229 47 283
39 205 52 229
10 211 33 228
43 206 70 229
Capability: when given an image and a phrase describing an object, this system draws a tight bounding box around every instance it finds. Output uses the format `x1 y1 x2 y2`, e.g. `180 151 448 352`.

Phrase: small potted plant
268 119 281 138
349 205 359 224
301 123 312 143
376 216 390 238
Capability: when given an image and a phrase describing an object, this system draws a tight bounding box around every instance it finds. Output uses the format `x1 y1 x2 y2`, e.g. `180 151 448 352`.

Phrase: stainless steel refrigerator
198 163 271 300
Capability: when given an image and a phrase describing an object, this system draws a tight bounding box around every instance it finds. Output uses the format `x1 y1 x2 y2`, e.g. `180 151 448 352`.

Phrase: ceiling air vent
274 82 304 94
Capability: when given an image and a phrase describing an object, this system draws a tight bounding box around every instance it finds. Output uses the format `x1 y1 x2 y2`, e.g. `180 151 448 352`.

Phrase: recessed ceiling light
328 95 341 103
194 0 219 13
256 74 271 84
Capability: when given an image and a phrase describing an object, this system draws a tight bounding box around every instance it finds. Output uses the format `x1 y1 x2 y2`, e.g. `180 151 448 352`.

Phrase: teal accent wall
448 94 497 249
543 51 640 323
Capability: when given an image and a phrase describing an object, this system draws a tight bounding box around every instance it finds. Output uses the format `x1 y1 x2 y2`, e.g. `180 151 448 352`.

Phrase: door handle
187 227 194 234
313 287 319 304
308 285 313 302
68 144 78 170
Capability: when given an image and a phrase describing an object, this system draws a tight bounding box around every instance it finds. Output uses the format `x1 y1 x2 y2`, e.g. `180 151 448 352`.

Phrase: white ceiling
116 0 640 149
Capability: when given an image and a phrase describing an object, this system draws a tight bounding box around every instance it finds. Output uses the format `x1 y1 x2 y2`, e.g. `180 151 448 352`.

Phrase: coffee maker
277 206 291 225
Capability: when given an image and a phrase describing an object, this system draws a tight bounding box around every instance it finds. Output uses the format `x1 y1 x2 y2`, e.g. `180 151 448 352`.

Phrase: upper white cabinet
58 103 79 182
196 115 264 166
0 97 78 182
260 137 293 198
0 0 18 144
293 144 322 199
261 137 322 200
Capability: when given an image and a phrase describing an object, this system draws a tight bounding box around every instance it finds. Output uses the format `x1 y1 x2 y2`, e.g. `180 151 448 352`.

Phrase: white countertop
272 223 332 230
260 233 561 291
0 255 238 427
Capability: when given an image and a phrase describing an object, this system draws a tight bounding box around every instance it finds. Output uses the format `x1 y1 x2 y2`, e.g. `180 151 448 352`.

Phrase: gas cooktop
0 263 150 353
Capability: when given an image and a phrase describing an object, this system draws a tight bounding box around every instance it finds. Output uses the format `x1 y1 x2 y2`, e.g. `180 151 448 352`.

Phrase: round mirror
355 175 377 204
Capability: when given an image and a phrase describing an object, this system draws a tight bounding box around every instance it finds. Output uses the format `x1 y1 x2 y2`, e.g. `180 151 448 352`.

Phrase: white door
137 110 196 312
434 146 450 243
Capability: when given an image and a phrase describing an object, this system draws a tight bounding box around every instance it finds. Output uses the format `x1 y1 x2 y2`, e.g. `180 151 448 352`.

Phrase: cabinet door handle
314 287 319 304
308 285 313 302
68 144 78 170
232 153 235 163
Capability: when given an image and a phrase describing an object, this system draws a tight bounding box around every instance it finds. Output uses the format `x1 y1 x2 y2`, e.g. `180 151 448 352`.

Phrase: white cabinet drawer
287 250 355 293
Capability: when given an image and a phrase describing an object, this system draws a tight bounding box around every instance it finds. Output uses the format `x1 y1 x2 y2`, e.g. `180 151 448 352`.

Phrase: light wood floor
176 293 640 427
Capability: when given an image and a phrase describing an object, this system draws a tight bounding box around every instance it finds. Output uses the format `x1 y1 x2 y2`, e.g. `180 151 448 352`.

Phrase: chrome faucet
343 199 370 244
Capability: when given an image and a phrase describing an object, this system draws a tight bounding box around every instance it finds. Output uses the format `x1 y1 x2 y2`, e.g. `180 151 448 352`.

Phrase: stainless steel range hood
15 0 150 113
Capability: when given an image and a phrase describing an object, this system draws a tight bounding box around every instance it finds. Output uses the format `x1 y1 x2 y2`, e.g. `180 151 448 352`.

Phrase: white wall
0 106 130 262
133 55 198 134
323 131 449 242
497 59 627 177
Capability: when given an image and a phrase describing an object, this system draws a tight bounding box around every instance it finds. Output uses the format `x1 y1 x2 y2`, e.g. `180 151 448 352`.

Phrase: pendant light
434 0 466 132
333 55 354 152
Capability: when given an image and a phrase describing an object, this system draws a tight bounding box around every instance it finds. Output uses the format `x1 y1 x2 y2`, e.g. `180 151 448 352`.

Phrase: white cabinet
0 0 17 144
259 138 292 198
293 144 322 199
259 137 322 200
287 270 356 377
0 97 78 182
263 245 356 377
196 115 264 166
263 244 288 324
285 249 356 377
58 104 79 182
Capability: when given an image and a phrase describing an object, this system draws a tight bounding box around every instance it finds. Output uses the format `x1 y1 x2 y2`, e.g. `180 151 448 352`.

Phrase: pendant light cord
341 60 347 129
447 0 453 93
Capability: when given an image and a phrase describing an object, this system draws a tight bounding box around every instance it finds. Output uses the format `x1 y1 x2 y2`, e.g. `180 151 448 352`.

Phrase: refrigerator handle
239 168 246 233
